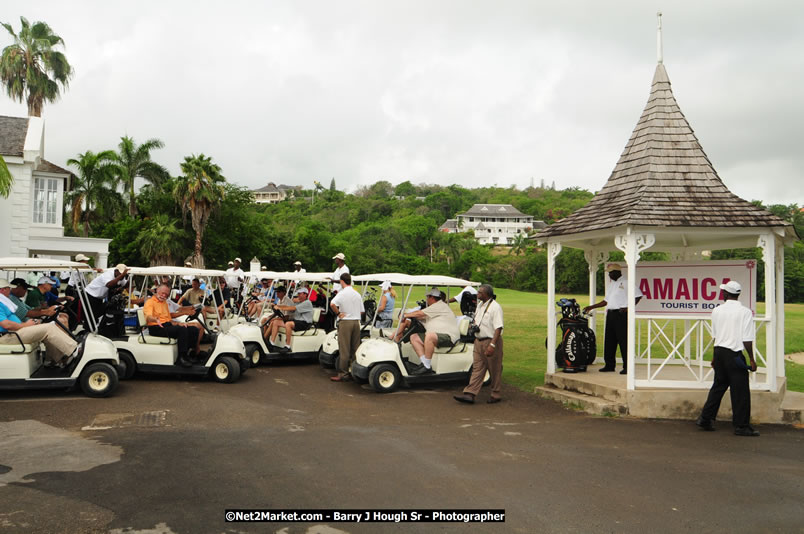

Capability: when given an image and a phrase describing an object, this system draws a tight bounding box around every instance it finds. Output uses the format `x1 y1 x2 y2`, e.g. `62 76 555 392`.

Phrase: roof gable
0 115 29 157
460 203 528 217
537 64 789 239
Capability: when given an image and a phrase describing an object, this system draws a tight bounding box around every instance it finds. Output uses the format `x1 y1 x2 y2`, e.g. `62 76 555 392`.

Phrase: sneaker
411 366 434 376
734 426 759 437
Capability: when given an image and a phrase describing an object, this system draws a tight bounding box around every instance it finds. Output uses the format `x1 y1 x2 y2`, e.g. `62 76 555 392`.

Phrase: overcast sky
1 1 802 205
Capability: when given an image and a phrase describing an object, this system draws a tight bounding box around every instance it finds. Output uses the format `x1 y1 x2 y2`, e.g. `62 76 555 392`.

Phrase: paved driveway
1 363 802 533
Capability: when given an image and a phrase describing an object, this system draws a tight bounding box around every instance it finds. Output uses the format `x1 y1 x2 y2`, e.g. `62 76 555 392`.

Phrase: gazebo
535 16 797 415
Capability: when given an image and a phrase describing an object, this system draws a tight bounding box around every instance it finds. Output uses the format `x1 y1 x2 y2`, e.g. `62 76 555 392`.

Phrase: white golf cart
229 271 332 366
0 257 120 397
349 275 484 393
318 272 415 369
111 266 248 383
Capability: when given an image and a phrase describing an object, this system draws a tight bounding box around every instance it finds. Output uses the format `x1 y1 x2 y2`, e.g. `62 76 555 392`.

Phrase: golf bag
554 298 596 373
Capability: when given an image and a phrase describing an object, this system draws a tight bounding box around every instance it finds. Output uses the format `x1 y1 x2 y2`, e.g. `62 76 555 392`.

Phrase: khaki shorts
416 332 454 347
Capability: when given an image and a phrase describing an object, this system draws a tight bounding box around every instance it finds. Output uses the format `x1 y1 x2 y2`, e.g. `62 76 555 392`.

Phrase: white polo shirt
604 276 643 311
86 270 127 299
225 267 245 289
474 298 504 340
711 299 754 352
331 265 350 293
330 285 363 320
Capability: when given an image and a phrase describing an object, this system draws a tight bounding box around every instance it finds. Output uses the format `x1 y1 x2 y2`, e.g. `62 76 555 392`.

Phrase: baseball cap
294 261 302 266
234 257 242 263
228 261 234 266
10 278 31 289
426 287 441 298
115 263 127 273
720 280 742 295
275 286 287 293
605 263 622 272
381 280 392 291
185 261 192 266
332 252 345 261
37 276 53 286
75 253 90 261
296 287 309 294
0 278 10 289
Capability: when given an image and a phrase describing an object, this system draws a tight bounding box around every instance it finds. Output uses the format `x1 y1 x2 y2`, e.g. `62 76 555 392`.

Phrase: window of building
33 177 59 224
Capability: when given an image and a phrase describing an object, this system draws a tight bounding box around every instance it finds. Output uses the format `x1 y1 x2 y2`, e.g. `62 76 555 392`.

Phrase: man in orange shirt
144 284 200 367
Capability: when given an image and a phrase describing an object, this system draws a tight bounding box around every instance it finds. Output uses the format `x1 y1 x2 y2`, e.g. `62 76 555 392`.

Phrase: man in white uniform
330 253 349 293
583 263 643 374
85 264 129 328
697 281 759 436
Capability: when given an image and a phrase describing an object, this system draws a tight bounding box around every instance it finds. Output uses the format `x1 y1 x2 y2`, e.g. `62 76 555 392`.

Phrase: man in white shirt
85 264 129 328
401 288 460 375
583 263 643 374
330 253 349 293
329 272 364 382
225 258 245 298
448 285 478 316
697 281 759 436
455 284 504 404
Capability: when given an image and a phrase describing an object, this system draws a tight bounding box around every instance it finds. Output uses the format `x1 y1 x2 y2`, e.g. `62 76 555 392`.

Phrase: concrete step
780 391 804 424
545 371 625 402
535 385 627 416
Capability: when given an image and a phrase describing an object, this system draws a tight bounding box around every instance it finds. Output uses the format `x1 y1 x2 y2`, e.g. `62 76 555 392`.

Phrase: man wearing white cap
330 253 349 293
0 279 78 367
583 263 643 374
225 258 245 293
293 261 306 274
85 264 129 327
697 281 759 436
399 287 460 375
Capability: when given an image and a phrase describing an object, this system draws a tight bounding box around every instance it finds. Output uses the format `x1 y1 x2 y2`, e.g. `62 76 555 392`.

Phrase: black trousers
700 346 751 427
604 309 628 369
148 324 199 358
86 294 106 330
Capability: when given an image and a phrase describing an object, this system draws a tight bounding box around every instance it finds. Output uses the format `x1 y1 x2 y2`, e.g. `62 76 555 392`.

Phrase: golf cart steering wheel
269 305 285 321
39 305 63 324
399 317 425 344
185 304 214 335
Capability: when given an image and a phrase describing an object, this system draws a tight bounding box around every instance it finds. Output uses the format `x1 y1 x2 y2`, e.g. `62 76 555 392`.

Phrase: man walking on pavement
696 281 759 436
454 284 504 404
329 273 363 382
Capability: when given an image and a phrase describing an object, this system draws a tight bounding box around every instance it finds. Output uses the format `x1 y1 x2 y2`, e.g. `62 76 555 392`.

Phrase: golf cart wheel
80 362 119 398
369 363 401 393
117 350 137 380
245 342 263 367
212 356 241 383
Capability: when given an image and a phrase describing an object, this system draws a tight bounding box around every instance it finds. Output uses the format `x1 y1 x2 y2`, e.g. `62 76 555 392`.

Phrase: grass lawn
435 288 804 394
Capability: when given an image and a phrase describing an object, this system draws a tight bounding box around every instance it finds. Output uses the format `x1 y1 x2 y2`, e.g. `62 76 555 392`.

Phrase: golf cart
350 275 485 393
0 257 120 397
111 266 248 383
318 273 416 369
229 272 332 366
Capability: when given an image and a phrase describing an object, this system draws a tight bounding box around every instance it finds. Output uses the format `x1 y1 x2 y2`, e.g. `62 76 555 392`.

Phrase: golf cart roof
353 273 478 287
127 266 227 277
0 257 92 271
251 272 336 284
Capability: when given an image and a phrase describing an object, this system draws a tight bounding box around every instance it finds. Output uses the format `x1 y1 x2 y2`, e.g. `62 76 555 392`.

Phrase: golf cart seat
0 332 37 354
279 308 323 337
135 309 177 345
433 317 470 354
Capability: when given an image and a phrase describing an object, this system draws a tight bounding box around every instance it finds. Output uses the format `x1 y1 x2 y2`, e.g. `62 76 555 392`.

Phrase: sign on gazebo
633 260 757 317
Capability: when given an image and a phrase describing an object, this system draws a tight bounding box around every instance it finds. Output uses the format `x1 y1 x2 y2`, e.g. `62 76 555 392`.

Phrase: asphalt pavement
1 362 802 534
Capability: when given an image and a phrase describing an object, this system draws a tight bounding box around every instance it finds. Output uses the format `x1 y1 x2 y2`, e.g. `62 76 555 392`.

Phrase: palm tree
136 214 186 266
0 17 72 117
0 156 12 197
509 232 529 256
66 150 119 236
173 154 226 267
112 136 169 216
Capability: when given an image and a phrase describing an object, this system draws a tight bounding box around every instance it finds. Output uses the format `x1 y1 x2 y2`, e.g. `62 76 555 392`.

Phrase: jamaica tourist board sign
629 260 757 317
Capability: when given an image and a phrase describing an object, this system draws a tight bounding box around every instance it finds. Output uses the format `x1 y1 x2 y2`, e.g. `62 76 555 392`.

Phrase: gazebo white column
584 249 607 333
775 237 785 379
615 228 655 390
758 233 777 392
546 242 562 374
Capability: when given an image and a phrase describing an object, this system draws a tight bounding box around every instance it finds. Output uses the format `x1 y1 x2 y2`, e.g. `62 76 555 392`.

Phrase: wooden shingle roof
0 115 29 157
536 64 789 239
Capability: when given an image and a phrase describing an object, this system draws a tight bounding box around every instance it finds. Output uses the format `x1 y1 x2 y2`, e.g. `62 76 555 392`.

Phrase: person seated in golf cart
268 286 315 351
0 279 79 367
143 284 201 366
394 287 460 375
261 286 295 352
247 278 274 318
375 281 396 328
177 278 206 306
7 278 63 324
203 277 232 318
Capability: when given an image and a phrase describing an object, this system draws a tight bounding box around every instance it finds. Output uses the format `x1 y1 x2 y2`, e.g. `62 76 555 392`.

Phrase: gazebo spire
657 11 663 64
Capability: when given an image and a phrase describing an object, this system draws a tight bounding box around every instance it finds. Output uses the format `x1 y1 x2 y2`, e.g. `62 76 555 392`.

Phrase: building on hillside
251 182 285 204
0 115 111 267
449 203 545 245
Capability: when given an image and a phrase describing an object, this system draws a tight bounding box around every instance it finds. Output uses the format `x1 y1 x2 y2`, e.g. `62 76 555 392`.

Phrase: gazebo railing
626 314 772 390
